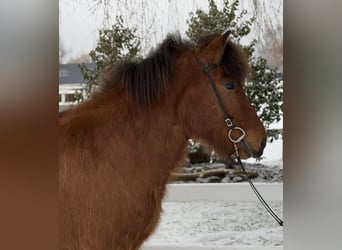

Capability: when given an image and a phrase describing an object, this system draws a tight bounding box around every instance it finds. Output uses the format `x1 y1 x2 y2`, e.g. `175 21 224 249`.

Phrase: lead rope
231 142 283 227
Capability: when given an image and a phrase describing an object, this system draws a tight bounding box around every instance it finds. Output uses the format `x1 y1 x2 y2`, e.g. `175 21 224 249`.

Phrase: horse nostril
260 137 267 149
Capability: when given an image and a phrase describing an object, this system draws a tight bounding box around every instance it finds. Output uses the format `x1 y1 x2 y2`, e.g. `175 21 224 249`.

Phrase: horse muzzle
239 137 267 159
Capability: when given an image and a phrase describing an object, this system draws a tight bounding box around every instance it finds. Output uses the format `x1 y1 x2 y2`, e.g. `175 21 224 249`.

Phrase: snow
145 201 283 246
261 159 283 170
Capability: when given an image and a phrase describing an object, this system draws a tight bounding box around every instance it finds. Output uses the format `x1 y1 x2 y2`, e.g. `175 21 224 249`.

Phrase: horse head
178 32 267 159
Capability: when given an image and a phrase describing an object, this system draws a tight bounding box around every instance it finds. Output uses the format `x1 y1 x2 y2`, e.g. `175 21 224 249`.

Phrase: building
59 63 95 112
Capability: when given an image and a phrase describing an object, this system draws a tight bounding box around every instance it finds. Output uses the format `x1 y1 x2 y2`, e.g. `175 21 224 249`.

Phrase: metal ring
228 127 246 144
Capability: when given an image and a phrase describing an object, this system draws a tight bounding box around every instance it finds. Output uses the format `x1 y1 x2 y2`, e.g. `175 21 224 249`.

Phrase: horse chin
251 149 264 159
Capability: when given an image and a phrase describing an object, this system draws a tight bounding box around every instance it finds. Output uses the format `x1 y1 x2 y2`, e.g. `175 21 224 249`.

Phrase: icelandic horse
59 32 267 249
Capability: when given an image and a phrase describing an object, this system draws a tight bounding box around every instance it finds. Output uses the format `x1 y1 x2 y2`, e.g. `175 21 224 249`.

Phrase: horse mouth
239 139 265 159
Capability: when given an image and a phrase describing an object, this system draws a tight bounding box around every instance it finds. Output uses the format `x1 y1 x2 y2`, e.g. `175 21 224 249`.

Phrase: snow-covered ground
145 128 284 246
145 200 283 247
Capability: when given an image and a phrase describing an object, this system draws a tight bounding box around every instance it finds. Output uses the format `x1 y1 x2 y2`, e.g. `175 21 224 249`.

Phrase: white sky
59 0 216 62
59 0 282 62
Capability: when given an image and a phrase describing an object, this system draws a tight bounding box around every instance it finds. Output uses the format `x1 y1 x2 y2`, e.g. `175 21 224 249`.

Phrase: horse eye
224 82 235 90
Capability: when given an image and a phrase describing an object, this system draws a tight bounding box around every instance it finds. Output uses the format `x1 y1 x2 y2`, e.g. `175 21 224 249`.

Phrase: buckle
225 118 233 128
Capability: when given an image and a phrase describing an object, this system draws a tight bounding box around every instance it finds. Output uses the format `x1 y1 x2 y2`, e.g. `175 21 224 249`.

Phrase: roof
59 63 95 85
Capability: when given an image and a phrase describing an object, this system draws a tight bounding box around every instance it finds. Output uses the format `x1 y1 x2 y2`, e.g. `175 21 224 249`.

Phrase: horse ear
202 31 231 64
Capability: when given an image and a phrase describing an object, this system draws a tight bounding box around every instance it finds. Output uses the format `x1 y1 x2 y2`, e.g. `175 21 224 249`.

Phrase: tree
76 15 141 101
186 0 283 141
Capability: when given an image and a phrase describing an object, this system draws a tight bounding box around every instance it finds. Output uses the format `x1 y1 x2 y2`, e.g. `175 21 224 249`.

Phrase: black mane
103 34 190 107
101 33 249 107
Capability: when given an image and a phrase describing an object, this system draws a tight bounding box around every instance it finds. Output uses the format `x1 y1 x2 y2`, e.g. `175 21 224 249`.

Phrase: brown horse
59 32 267 250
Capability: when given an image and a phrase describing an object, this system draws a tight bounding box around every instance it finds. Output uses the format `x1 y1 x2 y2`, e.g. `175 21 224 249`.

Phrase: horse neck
78 54 197 187
90 85 188 187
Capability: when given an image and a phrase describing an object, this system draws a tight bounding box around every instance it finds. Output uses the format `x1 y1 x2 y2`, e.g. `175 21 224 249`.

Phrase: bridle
197 58 284 227
196 61 251 155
